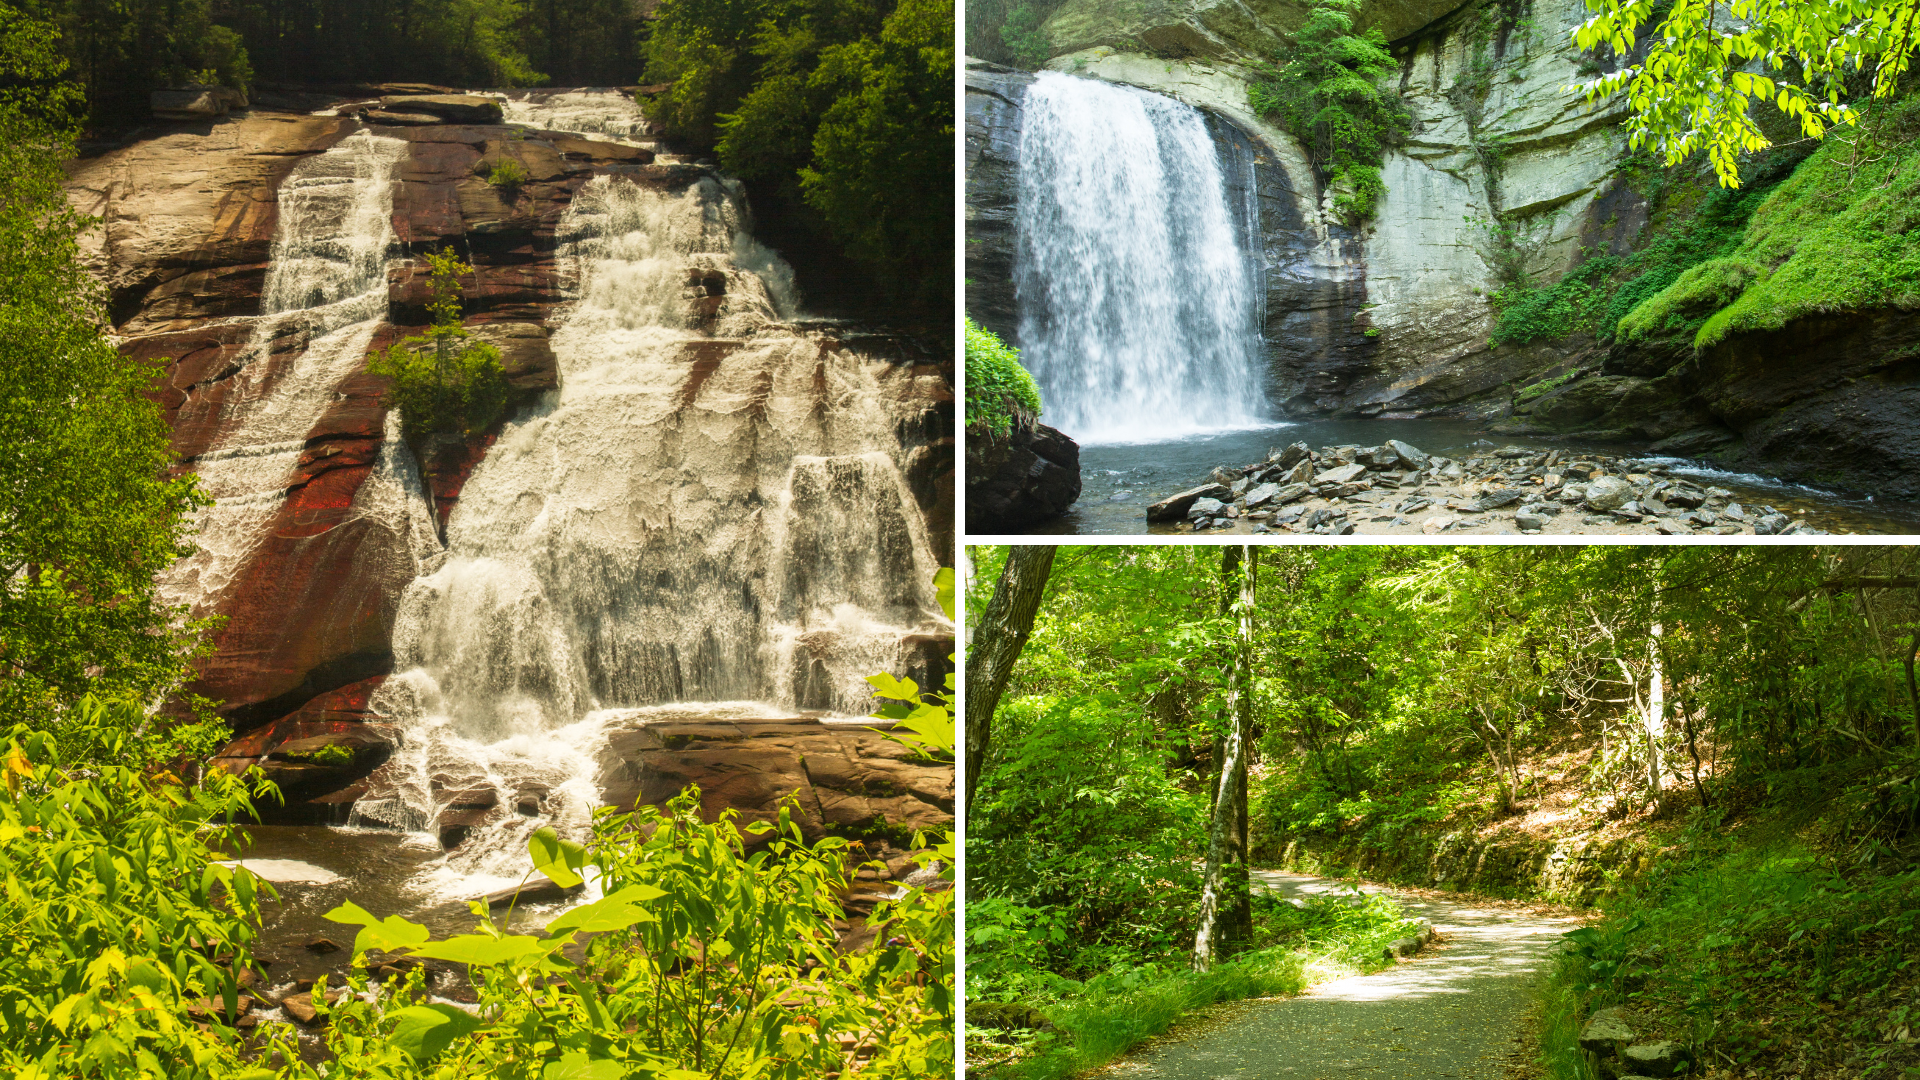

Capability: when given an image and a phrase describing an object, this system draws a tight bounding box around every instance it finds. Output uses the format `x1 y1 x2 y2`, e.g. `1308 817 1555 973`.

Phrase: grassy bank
1536 828 1920 1080
966 886 1423 1078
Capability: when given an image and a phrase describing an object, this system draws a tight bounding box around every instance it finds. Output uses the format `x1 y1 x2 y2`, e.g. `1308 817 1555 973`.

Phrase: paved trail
1101 871 1584 1080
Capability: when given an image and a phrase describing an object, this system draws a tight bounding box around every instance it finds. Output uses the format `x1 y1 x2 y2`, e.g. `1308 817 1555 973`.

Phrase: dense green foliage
291 791 952 1079
963 319 1042 440
643 0 953 304
17 0 645 125
0 4 211 732
368 250 511 440
0 701 272 1079
1573 0 1920 188
1248 0 1407 225
997 4 1050 70
968 545 1920 1076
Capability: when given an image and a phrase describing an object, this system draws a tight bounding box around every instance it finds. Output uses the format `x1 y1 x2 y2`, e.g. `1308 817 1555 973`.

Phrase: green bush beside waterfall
368 249 510 441
965 319 1042 440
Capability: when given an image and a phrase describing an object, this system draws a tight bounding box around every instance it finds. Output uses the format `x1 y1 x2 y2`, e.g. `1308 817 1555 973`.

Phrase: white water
1014 72 1273 446
160 131 410 615
492 88 691 163
358 172 946 884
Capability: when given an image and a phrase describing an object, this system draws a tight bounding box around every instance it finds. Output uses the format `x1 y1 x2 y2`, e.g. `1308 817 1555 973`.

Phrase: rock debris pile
1579 1005 1695 1079
1149 440 1829 536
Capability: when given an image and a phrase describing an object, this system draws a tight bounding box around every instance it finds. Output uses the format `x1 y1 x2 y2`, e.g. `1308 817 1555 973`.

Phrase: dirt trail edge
1100 870 1585 1080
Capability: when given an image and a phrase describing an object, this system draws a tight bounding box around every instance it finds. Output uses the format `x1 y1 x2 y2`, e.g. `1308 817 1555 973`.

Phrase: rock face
966 421 1082 531
71 91 954 818
965 3 1919 492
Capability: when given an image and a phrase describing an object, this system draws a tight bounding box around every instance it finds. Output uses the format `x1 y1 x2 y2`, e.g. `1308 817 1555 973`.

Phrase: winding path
1100 871 1584 1080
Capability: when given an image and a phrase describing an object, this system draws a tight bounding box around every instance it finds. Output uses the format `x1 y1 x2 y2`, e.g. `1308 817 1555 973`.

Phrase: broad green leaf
529 827 586 889
544 884 666 937
389 1004 481 1062
865 672 919 700
411 933 549 967
323 901 431 957
542 1052 626 1080
934 566 954 619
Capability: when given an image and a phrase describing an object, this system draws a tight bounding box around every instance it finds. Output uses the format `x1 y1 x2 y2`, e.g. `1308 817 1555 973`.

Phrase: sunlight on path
1099 870 1583 1080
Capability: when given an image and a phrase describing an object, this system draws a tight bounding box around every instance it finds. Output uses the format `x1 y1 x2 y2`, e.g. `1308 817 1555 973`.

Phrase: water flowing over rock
73 88 952 878
1013 72 1270 444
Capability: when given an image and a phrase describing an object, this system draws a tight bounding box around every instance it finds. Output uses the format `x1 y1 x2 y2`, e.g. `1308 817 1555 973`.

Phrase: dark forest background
7 0 951 309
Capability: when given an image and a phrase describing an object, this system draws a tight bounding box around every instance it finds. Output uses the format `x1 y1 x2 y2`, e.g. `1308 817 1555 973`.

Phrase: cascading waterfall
160 131 412 614
356 170 944 891
493 88 683 160
1014 72 1272 445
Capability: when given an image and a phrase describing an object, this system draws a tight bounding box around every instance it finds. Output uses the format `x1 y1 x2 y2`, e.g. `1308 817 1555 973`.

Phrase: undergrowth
967 885 1422 1078
1538 823 1920 1080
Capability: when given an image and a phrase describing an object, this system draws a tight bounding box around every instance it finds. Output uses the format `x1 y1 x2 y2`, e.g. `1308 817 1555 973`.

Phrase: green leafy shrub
483 155 528 188
298 788 951 1079
1614 257 1762 342
368 249 509 440
0 700 275 1079
965 319 1041 440
1489 254 1622 346
283 743 354 767
1247 0 1408 225
999 4 1052 69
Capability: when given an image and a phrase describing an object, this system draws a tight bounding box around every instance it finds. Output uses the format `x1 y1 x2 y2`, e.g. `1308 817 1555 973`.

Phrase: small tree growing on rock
369 248 509 441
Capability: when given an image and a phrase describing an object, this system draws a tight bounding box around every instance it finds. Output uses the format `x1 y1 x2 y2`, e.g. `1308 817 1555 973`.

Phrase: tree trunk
1195 546 1255 972
963 546 1056 822
1646 622 1665 802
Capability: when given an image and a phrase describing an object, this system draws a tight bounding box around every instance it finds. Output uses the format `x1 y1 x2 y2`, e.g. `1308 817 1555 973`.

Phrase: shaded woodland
966 544 1920 1079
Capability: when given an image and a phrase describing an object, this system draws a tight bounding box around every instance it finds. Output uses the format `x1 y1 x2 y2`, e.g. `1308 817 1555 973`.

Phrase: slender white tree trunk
1646 622 1665 799
1195 546 1255 972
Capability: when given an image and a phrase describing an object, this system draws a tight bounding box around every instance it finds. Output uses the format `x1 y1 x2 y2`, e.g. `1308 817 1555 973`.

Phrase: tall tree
963 545 1055 819
1194 544 1254 972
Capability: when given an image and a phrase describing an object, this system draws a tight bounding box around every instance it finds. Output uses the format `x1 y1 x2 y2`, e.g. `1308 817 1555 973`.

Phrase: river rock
1358 445 1400 470
1584 476 1636 511
1386 439 1429 470
1515 512 1548 531
1383 936 1423 959
1243 482 1282 508
1187 498 1226 519
1620 1041 1691 1077
1315 463 1368 486
1271 441 1312 469
1754 513 1791 535
1473 488 1525 511
1147 483 1231 523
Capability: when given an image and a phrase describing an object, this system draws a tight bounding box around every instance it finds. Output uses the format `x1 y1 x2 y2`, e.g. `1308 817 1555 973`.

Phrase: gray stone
1147 483 1230 523
1383 936 1423 959
1187 498 1226 519
1584 475 1636 511
1386 439 1429 470
1753 512 1790 535
1359 445 1400 470
1315 463 1369 485
1474 488 1526 511
377 94 505 123
1285 459 1316 485
1515 513 1548 531
1620 1041 1690 1077
1271 442 1312 469
1721 502 1746 521
1243 482 1283 508
1211 465 1246 485
1578 1007 1636 1057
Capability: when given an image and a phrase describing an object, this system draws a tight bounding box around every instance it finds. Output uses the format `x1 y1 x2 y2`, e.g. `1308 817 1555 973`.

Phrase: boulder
966 423 1082 532
1243 482 1282 507
1271 441 1312 469
1584 475 1636 511
1315 463 1369 486
1358 445 1400 470
1383 936 1423 959
1578 1006 1636 1057
1386 439 1429 470
1187 497 1226 519
151 87 249 120
596 713 953 843
1620 1041 1691 1077
1147 483 1231 523
1515 512 1548 531
377 94 505 123
1474 488 1526 511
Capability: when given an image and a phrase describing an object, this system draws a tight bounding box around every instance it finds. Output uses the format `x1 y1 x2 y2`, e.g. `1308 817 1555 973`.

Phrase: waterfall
160 131 412 615
1014 72 1272 445
357 171 945 890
